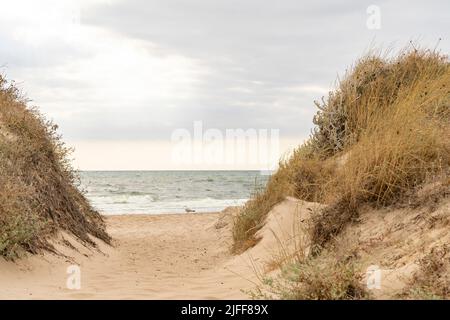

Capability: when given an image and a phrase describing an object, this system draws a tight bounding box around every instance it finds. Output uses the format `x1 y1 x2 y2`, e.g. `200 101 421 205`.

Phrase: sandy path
0 212 259 299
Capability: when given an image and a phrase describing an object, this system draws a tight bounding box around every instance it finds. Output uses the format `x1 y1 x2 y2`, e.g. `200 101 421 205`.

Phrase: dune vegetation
0 76 110 259
233 46 450 299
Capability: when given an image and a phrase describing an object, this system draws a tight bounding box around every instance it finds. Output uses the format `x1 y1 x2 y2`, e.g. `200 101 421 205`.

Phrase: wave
89 195 248 215
80 170 267 215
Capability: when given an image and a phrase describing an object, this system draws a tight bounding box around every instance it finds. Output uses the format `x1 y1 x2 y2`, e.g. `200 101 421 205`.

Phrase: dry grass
403 245 450 299
233 46 450 253
310 47 449 157
232 160 293 253
0 75 110 259
252 243 369 300
232 146 334 253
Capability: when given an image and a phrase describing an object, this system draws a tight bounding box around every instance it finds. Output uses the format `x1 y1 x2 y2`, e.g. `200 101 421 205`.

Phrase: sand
3 195 443 299
0 198 316 300
0 210 259 299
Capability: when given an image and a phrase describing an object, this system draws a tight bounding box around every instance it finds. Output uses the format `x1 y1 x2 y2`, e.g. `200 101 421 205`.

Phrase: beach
0 211 259 299
1 193 449 300
0 197 311 299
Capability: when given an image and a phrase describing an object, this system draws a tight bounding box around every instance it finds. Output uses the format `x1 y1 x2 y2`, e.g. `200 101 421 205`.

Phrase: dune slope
0 76 110 259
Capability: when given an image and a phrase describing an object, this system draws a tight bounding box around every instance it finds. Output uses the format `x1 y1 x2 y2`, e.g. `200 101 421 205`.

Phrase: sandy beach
0 211 262 299
0 198 312 300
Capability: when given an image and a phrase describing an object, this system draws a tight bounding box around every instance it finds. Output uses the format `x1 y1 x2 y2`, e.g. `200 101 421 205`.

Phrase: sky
0 0 448 170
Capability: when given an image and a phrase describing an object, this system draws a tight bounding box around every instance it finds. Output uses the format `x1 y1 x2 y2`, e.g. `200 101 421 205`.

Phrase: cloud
1 0 209 140
0 0 449 168
78 0 450 138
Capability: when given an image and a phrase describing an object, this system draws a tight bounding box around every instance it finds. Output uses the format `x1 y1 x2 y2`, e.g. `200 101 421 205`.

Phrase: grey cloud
79 0 449 140
2 0 449 142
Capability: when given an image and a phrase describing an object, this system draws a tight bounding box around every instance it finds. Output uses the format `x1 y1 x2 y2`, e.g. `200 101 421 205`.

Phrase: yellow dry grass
233 45 450 254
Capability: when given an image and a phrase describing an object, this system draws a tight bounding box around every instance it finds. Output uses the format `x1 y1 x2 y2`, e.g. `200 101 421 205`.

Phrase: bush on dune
233 46 450 253
0 76 110 259
311 50 449 250
234 46 449 299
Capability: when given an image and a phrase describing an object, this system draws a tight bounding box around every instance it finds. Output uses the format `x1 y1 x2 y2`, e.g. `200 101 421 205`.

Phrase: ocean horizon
79 170 269 215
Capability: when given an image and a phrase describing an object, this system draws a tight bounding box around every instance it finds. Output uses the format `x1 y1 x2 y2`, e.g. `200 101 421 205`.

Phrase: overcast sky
0 0 448 169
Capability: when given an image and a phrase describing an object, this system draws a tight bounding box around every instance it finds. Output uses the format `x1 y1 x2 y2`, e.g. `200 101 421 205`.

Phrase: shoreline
101 211 221 217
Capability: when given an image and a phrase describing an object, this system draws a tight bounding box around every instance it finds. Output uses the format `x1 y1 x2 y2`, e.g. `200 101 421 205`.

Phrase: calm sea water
79 171 269 215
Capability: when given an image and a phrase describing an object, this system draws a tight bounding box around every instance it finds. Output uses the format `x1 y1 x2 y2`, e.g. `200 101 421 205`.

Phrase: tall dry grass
233 46 450 253
0 76 110 259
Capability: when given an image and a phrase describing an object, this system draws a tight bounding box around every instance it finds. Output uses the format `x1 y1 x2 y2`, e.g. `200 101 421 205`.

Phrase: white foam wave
89 195 248 215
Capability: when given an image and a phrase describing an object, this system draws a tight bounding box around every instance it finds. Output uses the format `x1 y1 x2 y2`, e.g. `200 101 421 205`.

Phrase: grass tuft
403 245 450 299
252 245 369 300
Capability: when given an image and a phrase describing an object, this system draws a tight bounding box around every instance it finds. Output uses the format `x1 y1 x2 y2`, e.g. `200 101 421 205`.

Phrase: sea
79 171 269 215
